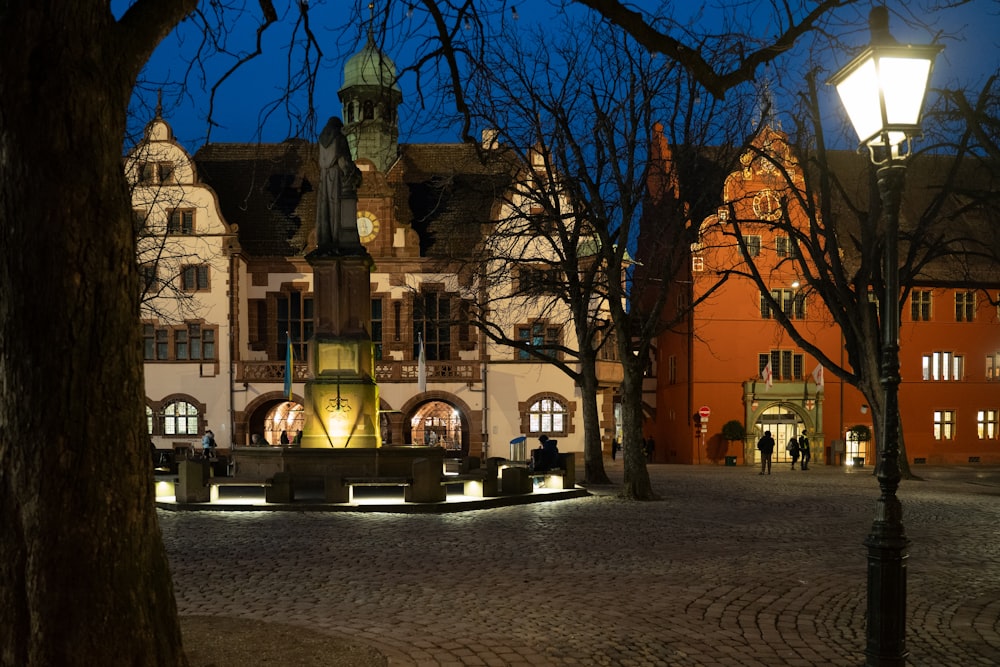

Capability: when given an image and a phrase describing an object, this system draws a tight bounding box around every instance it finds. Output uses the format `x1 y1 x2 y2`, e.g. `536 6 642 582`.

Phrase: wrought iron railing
236 360 479 384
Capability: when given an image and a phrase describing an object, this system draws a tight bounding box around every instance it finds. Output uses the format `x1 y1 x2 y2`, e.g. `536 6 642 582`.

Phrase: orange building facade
649 129 1000 467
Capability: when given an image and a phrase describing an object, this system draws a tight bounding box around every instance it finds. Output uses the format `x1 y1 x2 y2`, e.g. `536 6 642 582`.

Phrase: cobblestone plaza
161 462 1000 666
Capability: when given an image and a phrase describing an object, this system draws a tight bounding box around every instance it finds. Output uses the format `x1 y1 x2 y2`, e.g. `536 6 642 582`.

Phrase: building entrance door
754 405 802 464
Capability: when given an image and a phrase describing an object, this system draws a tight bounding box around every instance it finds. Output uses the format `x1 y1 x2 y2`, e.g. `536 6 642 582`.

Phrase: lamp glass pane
835 53 933 148
835 58 883 145
878 56 932 126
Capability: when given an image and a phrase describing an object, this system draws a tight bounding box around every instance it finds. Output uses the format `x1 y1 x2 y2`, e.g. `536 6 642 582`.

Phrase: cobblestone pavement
160 462 1000 666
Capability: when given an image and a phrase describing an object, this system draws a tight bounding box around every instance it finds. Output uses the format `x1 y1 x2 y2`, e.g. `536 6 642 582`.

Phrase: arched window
528 397 567 436
163 400 200 435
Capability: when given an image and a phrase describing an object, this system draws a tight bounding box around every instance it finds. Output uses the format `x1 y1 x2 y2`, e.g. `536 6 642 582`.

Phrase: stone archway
237 391 304 446
398 392 479 456
749 401 813 465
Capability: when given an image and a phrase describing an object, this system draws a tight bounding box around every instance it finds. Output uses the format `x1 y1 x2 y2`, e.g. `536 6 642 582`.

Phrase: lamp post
828 8 941 667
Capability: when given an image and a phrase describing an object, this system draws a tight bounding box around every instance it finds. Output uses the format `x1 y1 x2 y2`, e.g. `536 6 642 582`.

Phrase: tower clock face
356 211 380 242
752 190 782 221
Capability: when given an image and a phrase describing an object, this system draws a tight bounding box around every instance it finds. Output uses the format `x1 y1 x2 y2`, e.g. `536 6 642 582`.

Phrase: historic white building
129 38 621 463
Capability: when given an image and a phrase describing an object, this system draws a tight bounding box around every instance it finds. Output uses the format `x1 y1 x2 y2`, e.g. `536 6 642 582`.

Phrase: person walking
202 429 217 460
799 431 811 470
757 430 775 475
787 436 801 470
611 438 620 461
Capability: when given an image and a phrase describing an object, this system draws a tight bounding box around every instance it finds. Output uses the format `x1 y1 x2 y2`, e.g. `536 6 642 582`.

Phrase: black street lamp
828 8 941 667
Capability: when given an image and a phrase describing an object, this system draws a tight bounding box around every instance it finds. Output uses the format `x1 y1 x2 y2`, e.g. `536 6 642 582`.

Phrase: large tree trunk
578 360 612 485
619 360 655 500
1 3 191 664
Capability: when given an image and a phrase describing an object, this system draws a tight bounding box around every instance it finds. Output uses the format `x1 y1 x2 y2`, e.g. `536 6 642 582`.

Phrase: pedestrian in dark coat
799 431 811 470
787 437 801 470
757 431 775 475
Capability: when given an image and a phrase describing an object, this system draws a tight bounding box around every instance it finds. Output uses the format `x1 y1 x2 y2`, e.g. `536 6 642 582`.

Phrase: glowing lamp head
829 8 941 160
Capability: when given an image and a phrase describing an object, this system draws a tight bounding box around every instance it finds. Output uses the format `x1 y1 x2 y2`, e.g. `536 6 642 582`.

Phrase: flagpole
284 331 293 402
417 332 427 394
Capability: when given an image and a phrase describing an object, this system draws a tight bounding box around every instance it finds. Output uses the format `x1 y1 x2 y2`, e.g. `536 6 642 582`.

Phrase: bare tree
446 13 757 497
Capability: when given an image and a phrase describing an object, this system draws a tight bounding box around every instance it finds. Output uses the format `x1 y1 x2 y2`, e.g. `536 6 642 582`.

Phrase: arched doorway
406 400 467 454
247 399 305 446
752 402 808 465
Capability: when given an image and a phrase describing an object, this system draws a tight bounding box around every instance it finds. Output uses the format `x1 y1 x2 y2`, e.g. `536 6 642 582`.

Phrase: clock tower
338 33 402 173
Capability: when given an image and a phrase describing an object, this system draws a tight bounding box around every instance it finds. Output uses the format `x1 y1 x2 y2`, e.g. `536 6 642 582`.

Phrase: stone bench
338 457 446 504
446 453 576 497
342 476 412 503
528 468 568 489
206 477 272 503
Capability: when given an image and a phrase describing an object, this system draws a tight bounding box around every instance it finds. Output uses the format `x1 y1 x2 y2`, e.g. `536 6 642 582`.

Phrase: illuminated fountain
299 114 380 449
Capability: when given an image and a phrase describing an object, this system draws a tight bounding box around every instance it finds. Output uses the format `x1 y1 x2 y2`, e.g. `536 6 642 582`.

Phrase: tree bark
619 356 655 500
578 361 612 485
1 2 192 664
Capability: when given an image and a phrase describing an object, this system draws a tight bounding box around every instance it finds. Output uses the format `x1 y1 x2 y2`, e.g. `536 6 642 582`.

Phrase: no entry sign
698 405 711 419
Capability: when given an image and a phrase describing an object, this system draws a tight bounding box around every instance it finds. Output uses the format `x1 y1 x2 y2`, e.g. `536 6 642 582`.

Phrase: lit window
164 401 200 435
933 410 955 440
528 397 567 435
922 352 964 381
692 256 704 272
987 353 1000 381
977 409 998 440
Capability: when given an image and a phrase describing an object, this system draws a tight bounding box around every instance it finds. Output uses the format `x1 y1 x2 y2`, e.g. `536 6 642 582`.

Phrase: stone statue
315 116 362 251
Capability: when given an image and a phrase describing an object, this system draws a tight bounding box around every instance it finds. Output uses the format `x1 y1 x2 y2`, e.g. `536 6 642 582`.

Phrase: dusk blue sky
124 1 999 153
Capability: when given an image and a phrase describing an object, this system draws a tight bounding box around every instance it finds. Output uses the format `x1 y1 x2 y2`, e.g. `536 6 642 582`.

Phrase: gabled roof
390 143 513 257
195 140 317 257
193 139 513 259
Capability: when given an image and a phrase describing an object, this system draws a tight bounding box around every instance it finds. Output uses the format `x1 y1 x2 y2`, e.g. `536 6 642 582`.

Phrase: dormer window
157 162 175 184
168 209 194 235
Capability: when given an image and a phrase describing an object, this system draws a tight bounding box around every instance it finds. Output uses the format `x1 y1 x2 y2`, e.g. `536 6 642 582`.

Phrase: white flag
417 332 427 393
812 363 824 390
761 359 773 389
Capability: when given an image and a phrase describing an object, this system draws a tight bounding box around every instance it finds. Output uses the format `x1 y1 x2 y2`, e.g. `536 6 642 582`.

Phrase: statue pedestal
302 251 379 449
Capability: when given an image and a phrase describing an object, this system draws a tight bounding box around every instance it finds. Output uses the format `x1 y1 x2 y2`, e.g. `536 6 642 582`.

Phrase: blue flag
284 333 294 401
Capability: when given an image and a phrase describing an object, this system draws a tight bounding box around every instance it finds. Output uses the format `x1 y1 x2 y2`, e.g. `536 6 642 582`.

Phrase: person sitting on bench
531 435 560 472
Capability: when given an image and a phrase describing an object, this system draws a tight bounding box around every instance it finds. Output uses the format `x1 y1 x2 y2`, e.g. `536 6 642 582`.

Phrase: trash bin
724 456 737 466
853 457 865 468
